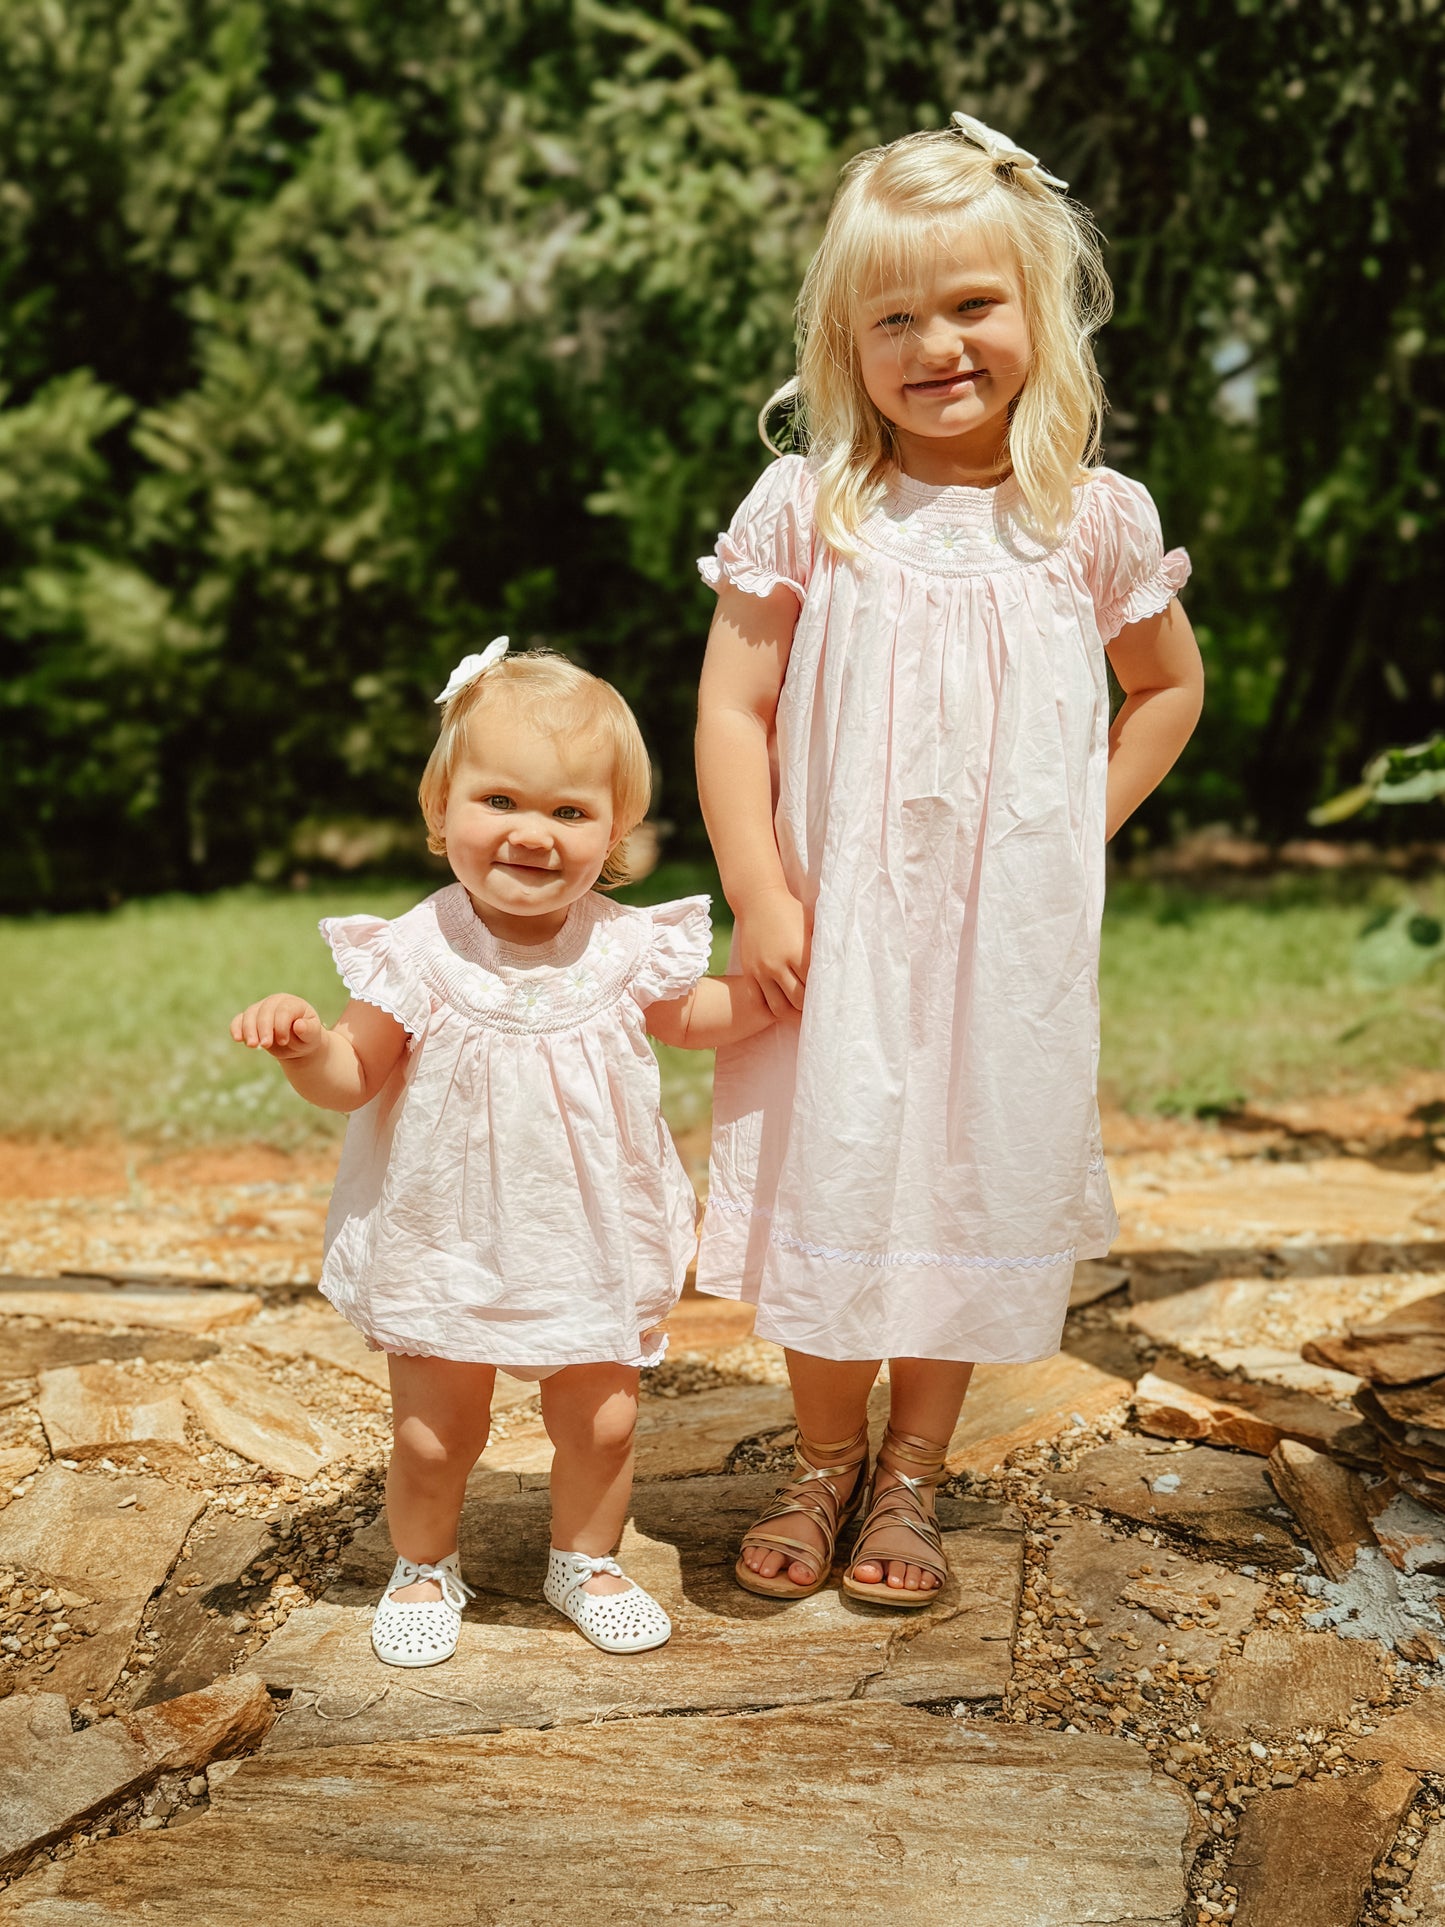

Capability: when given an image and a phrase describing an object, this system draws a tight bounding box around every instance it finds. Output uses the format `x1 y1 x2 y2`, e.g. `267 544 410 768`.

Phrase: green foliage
1312 735 1445 825
1 0 1442 907
1352 901 1445 990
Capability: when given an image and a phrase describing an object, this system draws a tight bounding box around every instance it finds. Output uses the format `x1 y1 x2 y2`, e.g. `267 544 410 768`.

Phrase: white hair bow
435 636 510 705
950 111 1068 193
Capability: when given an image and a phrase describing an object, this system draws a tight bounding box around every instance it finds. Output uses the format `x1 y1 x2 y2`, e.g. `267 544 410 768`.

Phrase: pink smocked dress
316 885 712 1372
695 457 1190 1364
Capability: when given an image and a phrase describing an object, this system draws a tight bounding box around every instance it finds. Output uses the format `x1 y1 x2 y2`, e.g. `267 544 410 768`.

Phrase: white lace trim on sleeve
1100 546 1192 643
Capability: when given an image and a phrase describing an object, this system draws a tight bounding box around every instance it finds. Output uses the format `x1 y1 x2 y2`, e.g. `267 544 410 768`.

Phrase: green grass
0 871 1440 1147
1098 877 1445 1115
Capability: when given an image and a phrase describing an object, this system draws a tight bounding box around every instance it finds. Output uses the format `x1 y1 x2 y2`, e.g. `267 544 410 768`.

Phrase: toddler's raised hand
736 887 809 1017
231 994 325 1060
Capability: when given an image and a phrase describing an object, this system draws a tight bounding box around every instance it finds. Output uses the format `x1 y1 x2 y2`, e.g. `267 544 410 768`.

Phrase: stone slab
0 1282 261 1332
135 1515 277 1707
1128 1270 1445 1387
0 1675 273 1879
1304 1288 1445 1385
1231 1765 1418 1927
1366 1484 1445 1575
1203 1627 1392 1740
1132 1363 1354 1458
37 1364 191 1468
182 1363 353 1480
1346 1689 1445 1769
0 1465 203 1701
1116 1158 1440 1246
0 1690 149 1877
480 1381 797 1486
1267 1440 1376 1583
255 1476 1022 1750
1410 1826 1445 1925
1069 1260 1131 1307
0 1328 218 1376
1047 1518 1266 1677
0 1444 43 1504
1372 1376 1445 1433
0 1704 1193 1926
1045 1438 1306 1567
867 1340 1135 1479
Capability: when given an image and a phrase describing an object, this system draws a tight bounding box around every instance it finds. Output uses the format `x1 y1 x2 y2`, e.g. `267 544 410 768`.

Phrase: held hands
230 995 326 1060
736 887 809 1018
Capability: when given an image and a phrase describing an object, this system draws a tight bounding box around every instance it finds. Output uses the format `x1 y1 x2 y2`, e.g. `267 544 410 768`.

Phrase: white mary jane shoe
543 1549 672 1654
370 1551 475 1668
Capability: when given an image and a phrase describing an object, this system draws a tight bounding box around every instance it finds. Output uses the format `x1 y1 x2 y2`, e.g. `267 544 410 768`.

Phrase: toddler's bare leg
740 1350 880 1587
386 1355 496 1602
541 1363 640 1597
849 1357 975 1593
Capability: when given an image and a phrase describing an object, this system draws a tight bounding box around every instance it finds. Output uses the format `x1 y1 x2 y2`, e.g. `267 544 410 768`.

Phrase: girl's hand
736 888 809 1016
230 995 326 1060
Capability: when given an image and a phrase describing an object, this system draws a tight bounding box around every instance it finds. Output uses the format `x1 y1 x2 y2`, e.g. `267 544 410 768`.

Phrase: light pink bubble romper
695 457 1190 1365
315 886 711 1374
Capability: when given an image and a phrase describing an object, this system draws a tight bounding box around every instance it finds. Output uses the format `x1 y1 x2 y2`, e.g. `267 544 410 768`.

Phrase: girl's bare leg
849 1356 975 1593
541 1363 641 1597
385 1354 497 1601
740 1349 881 1587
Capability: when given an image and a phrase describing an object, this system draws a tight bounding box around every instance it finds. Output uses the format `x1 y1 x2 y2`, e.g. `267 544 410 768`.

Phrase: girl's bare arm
695 582 806 1014
230 994 408 1111
1105 600 1205 839
645 974 782 1051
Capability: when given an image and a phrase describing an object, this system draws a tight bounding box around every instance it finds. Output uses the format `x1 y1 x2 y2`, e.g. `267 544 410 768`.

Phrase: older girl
695 115 1203 1606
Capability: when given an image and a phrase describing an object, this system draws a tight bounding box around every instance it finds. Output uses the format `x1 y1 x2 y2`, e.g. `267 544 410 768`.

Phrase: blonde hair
418 649 652 889
766 124 1111 548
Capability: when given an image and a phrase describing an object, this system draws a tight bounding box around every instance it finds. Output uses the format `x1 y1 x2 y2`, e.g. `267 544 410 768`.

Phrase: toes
787 1558 819 1586
851 1560 883 1584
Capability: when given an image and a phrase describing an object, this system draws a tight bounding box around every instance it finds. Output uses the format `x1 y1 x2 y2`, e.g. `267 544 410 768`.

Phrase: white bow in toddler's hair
949 111 1068 193
435 636 510 705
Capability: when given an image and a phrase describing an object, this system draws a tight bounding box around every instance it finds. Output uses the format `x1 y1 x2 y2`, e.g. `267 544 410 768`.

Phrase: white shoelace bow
558 1552 625 1597
435 635 509 705
391 1558 475 1612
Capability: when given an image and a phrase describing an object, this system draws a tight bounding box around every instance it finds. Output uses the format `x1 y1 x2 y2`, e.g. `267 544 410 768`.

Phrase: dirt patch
0 1142 341 1204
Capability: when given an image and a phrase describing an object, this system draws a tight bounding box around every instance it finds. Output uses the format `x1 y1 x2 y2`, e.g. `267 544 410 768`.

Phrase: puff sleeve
1079 470 1192 643
319 914 431 1044
629 896 714 1009
697 456 816 604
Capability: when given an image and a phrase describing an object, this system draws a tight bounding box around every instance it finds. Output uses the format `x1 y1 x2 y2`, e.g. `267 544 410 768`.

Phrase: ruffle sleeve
1078 469 1192 643
697 455 816 604
319 914 431 1044
629 896 714 1009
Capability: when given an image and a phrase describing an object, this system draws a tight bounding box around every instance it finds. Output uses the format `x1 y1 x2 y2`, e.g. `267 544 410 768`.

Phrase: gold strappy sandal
734 1425 870 1600
841 1426 949 1609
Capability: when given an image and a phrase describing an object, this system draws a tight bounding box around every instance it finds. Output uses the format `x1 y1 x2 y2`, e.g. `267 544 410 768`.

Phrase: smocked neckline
889 470 1018 513
436 885 596 971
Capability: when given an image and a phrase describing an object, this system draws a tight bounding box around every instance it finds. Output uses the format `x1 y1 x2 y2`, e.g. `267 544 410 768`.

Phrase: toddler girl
695 115 1204 1605
232 642 774 1663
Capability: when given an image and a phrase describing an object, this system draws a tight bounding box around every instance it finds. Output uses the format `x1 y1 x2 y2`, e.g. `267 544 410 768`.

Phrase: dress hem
318 1282 675 1373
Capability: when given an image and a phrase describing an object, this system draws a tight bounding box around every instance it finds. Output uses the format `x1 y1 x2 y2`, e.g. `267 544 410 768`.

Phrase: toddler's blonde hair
419 649 652 889
768 123 1112 548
